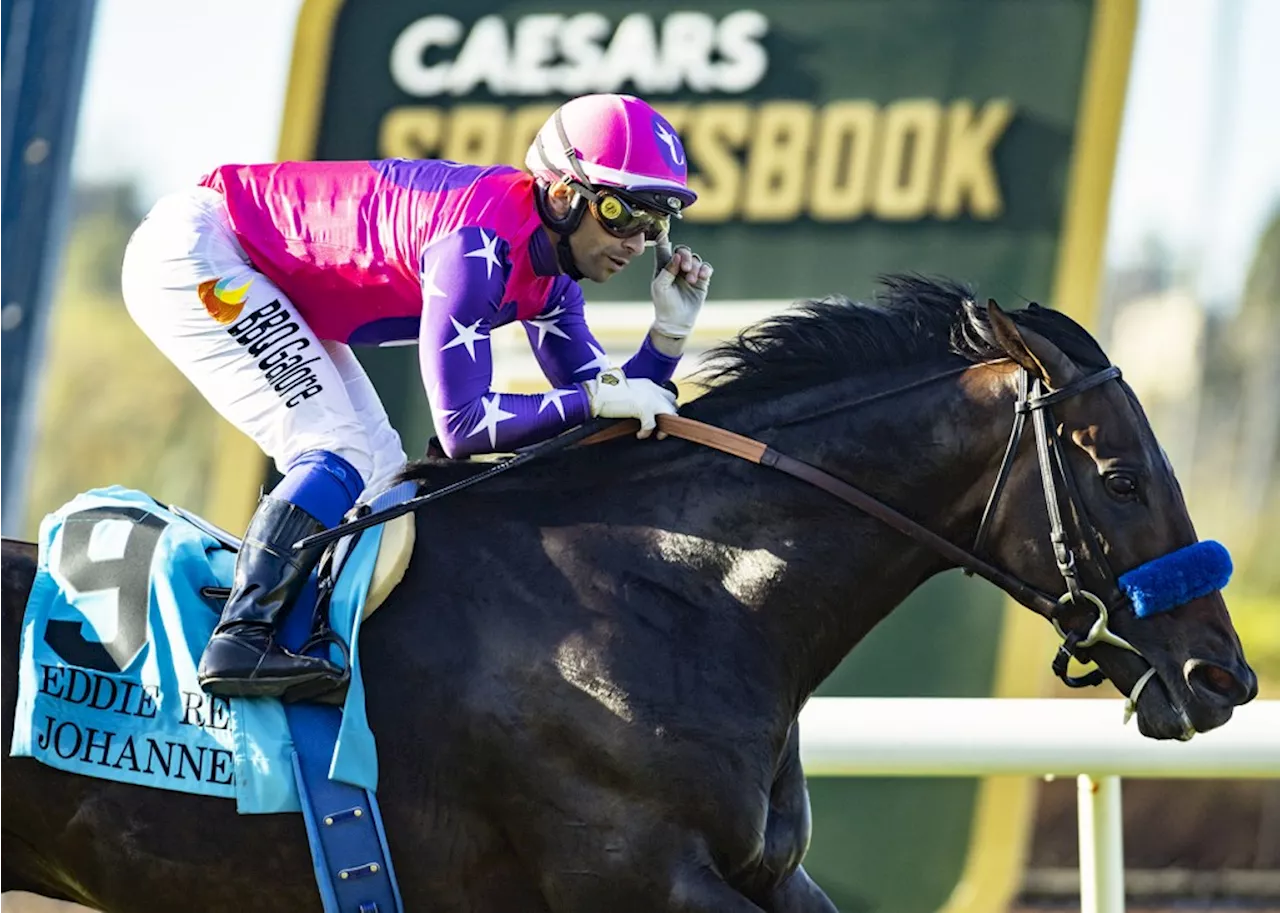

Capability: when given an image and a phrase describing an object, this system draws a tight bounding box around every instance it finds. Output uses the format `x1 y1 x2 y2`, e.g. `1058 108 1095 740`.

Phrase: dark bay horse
2 276 1256 912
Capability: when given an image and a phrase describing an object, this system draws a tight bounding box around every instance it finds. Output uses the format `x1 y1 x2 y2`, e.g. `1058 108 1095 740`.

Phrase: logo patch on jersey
198 277 252 325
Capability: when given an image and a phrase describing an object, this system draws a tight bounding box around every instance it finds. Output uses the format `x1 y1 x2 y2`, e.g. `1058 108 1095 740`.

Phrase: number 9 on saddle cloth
10 483 417 814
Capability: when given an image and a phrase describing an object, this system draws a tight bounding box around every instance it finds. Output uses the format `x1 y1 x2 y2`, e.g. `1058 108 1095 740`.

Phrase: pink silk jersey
199 159 677 458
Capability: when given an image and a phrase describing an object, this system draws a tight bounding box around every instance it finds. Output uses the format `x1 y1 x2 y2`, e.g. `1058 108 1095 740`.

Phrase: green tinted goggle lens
590 192 670 240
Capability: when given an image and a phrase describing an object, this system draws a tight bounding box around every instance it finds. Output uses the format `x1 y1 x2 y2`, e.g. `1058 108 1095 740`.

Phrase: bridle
967 364 1158 713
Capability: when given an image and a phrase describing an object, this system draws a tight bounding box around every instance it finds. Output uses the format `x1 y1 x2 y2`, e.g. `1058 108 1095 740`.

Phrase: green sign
271 1 1135 909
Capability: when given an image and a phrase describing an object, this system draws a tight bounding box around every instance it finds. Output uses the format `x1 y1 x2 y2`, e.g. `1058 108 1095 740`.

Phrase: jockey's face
571 199 647 283
542 182 647 283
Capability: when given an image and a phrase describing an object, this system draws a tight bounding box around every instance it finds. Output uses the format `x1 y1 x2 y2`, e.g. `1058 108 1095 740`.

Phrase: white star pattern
463 229 503 279
467 394 517 449
528 304 571 348
421 259 447 307
539 388 574 420
575 343 614 377
440 315 489 361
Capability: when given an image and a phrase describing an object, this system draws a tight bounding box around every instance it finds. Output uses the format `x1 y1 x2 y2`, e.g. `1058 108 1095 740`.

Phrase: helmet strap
554 233 583 281
533 183 586 281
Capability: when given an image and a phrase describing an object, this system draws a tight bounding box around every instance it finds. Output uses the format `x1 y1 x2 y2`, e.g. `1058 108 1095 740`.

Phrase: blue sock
271 451 364 528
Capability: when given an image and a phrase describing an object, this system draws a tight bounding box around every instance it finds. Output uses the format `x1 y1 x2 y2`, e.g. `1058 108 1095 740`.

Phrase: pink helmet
525 94 696 217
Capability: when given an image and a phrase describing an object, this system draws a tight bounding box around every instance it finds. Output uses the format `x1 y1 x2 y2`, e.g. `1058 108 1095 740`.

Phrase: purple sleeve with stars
522 276 682 389
418 228 592 459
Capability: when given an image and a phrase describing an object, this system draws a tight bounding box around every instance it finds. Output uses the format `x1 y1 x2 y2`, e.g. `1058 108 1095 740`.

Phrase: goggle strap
536 131 597 217
553 109 594 188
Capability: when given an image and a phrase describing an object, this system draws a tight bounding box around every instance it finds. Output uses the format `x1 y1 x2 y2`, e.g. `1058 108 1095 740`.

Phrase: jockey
120 93 713 701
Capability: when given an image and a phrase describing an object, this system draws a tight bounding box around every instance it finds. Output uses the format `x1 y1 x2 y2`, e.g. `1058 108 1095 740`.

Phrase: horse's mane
398 274 1110 487
689 273 1110 408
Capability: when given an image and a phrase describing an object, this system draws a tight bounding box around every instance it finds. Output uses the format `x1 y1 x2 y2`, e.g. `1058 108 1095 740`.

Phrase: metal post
1077 773 1125 913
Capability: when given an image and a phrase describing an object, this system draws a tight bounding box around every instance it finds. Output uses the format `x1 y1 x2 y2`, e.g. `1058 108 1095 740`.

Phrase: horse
2 275 1256 912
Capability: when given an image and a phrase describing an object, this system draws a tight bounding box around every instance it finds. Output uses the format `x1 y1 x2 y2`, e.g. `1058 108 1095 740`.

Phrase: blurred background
2 1 1277 911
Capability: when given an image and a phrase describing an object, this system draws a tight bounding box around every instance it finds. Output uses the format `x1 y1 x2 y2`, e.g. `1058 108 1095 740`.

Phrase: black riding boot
197 496 345 698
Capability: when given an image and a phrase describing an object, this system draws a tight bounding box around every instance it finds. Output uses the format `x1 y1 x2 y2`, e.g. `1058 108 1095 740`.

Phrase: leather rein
584 361 1157 710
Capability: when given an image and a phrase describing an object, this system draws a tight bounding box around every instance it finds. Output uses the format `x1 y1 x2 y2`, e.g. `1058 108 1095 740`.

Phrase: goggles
584 189 670 241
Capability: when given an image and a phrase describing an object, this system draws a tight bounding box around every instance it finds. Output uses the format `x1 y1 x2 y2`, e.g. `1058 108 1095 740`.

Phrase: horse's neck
715 369 1011 706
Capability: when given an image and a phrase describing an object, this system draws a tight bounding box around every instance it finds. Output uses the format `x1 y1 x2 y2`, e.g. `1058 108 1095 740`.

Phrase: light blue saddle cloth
9 485 389 814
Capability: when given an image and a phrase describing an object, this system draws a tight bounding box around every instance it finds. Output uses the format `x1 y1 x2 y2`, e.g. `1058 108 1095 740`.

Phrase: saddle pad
363 510 414 620
9 486 392 814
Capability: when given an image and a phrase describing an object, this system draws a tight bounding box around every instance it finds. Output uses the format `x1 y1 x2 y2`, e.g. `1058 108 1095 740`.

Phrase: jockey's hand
584 368 678 439
650 233 713 343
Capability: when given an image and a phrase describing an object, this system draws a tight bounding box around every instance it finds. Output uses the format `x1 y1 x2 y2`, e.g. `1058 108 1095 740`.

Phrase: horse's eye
1104 471 1139 501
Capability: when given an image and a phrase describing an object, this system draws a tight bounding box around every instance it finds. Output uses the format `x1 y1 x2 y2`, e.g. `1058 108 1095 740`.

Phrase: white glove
650 234 713 340
583 368 678 439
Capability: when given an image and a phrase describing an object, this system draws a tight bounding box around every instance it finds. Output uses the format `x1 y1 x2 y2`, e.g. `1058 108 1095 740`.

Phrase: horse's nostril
1185 659 1252 705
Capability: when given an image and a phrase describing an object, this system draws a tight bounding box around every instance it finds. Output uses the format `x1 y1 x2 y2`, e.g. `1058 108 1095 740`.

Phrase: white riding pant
121 187 407 499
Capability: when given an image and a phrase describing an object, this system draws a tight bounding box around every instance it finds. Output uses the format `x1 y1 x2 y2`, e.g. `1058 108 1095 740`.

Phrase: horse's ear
985 298 1080 389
